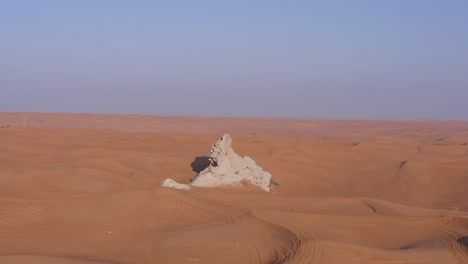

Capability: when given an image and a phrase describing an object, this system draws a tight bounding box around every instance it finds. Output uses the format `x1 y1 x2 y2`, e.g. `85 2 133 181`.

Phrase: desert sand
0 112 467 264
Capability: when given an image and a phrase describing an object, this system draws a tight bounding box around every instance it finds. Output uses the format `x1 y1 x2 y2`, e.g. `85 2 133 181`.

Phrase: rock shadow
458 236 468 246
191 156 211 173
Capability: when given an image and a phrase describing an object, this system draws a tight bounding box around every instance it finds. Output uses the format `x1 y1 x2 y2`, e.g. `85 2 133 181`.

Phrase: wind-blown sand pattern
0 112 467 264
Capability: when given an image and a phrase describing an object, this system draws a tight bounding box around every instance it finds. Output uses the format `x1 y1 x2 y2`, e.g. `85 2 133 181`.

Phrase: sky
1 1 467 120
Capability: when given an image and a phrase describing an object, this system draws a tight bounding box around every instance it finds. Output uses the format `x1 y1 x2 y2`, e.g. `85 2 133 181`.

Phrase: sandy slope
0 112 467 263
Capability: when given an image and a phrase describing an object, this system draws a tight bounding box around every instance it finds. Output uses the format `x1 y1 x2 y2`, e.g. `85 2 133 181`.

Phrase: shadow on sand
191 156 211 173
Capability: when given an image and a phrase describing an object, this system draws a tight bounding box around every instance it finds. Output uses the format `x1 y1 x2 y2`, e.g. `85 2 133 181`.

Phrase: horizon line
1 111 467 123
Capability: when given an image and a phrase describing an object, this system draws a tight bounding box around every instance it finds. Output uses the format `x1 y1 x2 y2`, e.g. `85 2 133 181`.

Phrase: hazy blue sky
1 1 467 120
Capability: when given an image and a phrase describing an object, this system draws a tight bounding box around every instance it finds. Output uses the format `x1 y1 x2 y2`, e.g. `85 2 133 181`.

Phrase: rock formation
161 178 191 190
162 134 272 191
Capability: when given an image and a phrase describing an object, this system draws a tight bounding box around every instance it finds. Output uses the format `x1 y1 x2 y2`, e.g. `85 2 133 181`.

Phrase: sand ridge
0 112 467 263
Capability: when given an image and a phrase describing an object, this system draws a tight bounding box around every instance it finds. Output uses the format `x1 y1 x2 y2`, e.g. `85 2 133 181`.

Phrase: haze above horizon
1 1 467 120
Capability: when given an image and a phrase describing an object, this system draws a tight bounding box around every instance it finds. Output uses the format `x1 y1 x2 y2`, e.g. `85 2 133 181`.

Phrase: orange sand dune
0 112 467 263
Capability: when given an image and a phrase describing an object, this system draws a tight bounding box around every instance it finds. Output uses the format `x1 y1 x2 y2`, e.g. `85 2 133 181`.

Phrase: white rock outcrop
162 134 272 191
161 178 191 190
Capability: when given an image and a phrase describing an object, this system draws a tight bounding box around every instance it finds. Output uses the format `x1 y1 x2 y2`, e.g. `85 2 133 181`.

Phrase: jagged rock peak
209 133 234 167
162 133 272 192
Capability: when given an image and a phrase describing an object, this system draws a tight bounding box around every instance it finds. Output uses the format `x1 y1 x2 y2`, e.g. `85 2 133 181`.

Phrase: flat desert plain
0 112 467 264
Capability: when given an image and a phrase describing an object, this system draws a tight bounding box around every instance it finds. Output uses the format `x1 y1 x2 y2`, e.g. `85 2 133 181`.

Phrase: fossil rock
162 134 272 191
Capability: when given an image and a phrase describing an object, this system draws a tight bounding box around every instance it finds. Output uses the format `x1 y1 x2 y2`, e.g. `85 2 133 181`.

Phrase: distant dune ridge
163 133 272 191
0 112 468 263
